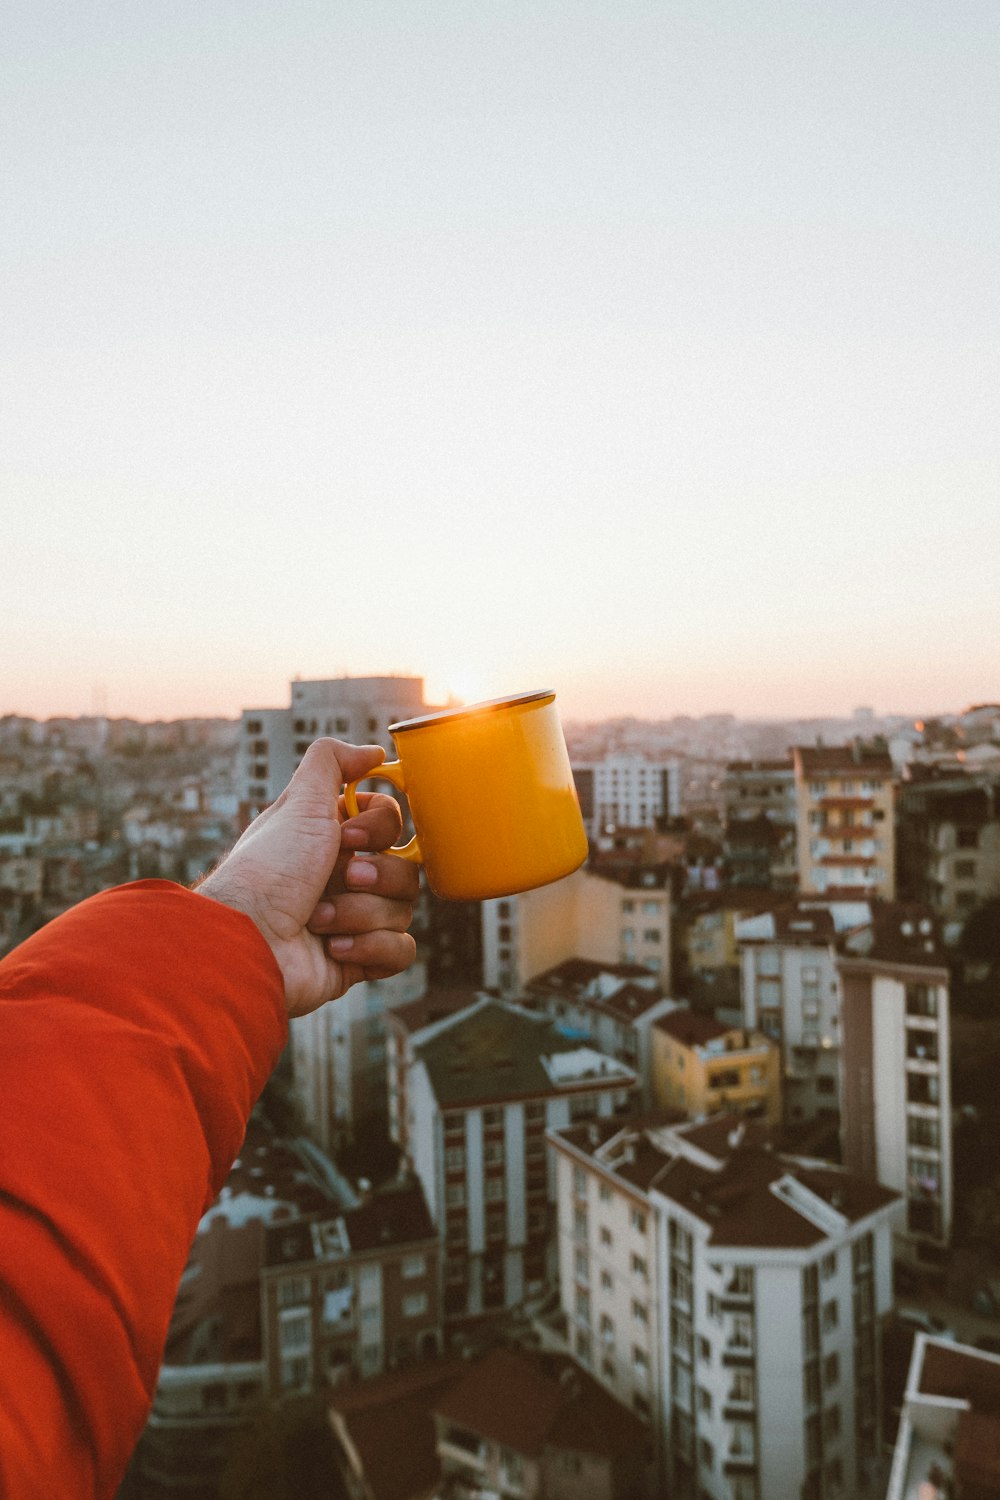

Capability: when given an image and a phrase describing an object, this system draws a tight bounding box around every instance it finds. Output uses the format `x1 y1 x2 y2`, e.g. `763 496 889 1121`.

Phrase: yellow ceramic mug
343 689 588 901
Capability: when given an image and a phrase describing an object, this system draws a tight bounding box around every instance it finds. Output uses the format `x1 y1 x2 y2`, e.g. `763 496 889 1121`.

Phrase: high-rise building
896 770 1000 928
572 753 681 839
238 675 432 822
550 1113 898 1498
838 904 953 1263
793 745 896 899
399 997 636 1321
722 758 797 890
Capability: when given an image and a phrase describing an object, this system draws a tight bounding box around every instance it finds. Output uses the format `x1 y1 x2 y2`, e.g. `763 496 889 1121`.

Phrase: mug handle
343 762 423 864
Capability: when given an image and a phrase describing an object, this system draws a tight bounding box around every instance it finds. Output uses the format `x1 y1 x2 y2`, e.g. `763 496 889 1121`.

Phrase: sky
2 0 998 724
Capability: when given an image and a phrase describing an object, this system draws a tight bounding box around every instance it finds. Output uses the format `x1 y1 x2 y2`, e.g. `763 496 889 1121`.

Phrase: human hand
198 740 419 1017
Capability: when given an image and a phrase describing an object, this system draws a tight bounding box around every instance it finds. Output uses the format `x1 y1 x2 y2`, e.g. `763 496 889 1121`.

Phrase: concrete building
886 1333 1000 1500
550 1113 899 1499
793 744 896 899
896 770 1000 930
650 1009 781 1126
722 758 797 889
483 864 672 999
238 674 431 820
738 903 845 1126
400 997 637 1321
259 1174 441 1396
838 904 953 1264
291 961 428 1153
678 890 784 1018
572 753 681 839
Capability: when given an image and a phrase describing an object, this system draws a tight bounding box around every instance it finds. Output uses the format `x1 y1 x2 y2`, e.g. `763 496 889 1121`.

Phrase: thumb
288 738 386 810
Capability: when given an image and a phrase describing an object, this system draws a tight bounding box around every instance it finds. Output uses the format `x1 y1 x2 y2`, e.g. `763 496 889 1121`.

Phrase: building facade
551 1114 898 1500
838 906 953 1264
572 753 681 839
650 1009 781 1126
722 758 797 890
401 998 636 1321
896 771 1000 929
793 745 896 899
482 865 672 999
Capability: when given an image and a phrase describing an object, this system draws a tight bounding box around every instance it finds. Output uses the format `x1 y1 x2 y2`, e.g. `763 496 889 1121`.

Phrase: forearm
0 880 287 1499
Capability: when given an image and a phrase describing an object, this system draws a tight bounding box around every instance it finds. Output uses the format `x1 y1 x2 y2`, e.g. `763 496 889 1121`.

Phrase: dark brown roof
919 1340 1000 1412
955 1409 1000 1489
329 1358 467 1500
653 1008 729 1047
527 958 655 995
345 1179 437 1253
794 744 894 775
433 1347 646 1460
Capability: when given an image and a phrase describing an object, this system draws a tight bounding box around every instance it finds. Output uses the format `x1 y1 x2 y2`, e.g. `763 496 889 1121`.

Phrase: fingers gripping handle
343 761 423 864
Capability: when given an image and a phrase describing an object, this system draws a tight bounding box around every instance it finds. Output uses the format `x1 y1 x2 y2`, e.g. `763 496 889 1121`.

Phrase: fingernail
340 825 369 850
312 901 337 924
328 935 354 955
345 858 378 888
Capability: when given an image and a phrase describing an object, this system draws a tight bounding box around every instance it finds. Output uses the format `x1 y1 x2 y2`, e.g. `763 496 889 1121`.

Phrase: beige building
793 745 896 899
483 866 671 999
650 1008 781 1125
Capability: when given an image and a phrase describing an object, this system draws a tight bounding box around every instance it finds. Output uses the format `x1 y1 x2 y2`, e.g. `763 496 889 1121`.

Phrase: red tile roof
330 1358 467 1500
653 1008 729 1047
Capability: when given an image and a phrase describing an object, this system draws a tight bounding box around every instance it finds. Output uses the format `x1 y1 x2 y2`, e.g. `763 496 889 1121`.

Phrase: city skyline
3 2 997 727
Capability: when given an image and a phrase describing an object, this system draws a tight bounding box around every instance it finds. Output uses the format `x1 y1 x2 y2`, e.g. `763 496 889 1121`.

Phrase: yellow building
793 744 896 899
484 865 671 998
650 1007 781 1125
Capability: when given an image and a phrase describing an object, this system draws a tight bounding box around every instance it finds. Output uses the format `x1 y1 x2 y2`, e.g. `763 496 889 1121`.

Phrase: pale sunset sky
2 1 997 724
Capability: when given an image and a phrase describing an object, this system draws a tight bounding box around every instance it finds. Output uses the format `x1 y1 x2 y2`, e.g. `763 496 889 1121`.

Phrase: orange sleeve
0 879 287 1500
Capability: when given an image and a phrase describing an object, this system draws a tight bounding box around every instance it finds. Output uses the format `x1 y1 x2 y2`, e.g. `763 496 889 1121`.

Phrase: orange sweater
0 880 287 1499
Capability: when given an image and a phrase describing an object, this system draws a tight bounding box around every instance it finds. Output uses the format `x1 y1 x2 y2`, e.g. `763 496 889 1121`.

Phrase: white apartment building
291 961 427 1153
483 865 672 999
238 675 431 817
737 904 844 1125
886 1333 1000 1500
573 753 681 839
793 745 896 899
551 1114 899 1500
838 905 953 1262
400 997 636 1321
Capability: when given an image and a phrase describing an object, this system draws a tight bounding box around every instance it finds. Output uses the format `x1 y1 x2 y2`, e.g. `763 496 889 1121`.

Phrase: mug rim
389 688 555 735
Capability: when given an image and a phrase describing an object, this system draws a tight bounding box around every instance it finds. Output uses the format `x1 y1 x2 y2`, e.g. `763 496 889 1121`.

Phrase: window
402 1255 426 1279
632 1299 648 1323
485 1141 505 1165
955 858 976 879
823 1403 841 1441
485 1178 505 1202
599 1183 612 1202
699 1437 714 1470
403 1293 428 1318
821 1253 837 1280
632 1344 648 1370
600 1227 612 1247
630 1207 647 1233
573 1166 587 1194
957 827 979 849
600 1313 615 1343
279 1310 311 1352
446 1184 466 1206
822 1299 838 1332
601 1269 613 1289
575 1288 591 1323
278 1276 310 1308
445 1147 465 1169
697 1385 712 1414
643 928 661 943
698 1336 712 1362
824 1352 840 1387
575 1249 589 1280
483 1108 503 1127
631 1253 648 1280
729 1369 754 1404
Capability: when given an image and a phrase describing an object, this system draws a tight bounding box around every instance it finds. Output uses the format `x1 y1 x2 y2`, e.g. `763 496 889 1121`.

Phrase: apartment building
838 904 953 1262
738 903 844 1125
401 997 636 1321
793 744 896 898
650 1009 781 1126
897 770 1000 927
259 1175 441 1396
722 758 797 889
572 752 680 839
551 1113 899 1499
483 864 672 999
291 960 428 1153
238 674 431 819
679 890 783 1016
886 1333 1000 1500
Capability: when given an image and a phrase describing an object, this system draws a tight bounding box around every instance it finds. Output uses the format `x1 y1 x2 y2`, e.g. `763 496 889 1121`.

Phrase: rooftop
329 1357 468 1500
794 743 894 776
434 1346 647 1460
887 1334 1000 1500
415 1000 634 1109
